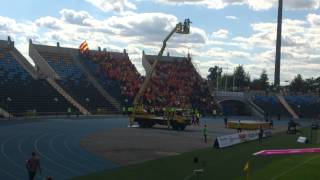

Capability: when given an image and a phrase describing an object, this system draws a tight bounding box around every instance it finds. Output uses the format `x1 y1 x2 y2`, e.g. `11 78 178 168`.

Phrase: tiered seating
143 58 216 114
285 96 320 118
0 48 73 116
253 95 291 117
41 52 114 113
82 51 143 106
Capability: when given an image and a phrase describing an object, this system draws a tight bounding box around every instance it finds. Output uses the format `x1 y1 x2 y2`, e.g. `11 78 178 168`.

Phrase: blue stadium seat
0 48 74 116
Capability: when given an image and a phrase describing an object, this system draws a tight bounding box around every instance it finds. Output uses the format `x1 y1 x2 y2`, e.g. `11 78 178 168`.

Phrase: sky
0 0 320 85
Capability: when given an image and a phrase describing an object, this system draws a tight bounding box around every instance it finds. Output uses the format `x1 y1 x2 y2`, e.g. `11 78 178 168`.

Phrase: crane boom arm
132 19 191 108
132 26 178 107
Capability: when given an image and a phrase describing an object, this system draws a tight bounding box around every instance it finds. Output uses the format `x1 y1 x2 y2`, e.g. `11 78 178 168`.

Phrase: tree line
207 65 320 93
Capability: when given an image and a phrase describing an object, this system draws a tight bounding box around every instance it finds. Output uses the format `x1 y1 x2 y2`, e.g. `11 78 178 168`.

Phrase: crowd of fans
83 51 218 114
87 51 143 104
143 58 217 114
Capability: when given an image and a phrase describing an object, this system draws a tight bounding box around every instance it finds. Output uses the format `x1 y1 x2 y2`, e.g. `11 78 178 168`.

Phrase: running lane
0 117 127 180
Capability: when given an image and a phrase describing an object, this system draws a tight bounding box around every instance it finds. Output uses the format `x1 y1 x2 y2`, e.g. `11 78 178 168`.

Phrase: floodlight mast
132 19 191 107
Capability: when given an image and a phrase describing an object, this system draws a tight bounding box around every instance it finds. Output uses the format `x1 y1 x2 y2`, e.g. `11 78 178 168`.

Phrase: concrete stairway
71 53 121 113
46 78 91 115
10 47 38 79
277 94 299 119
246 99 265 118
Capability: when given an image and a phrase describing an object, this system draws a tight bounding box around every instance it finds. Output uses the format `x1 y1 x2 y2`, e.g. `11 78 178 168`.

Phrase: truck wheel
179 124 186 131
172 123 179 130
139 122 146 128
146 122 154 128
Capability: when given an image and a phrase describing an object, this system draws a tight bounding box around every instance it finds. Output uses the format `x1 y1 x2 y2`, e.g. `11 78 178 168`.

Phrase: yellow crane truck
129 19 192 131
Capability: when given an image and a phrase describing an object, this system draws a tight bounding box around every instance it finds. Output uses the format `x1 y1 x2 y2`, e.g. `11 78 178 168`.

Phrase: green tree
250 69 269 90
289 74 306 92
221 73 234 91
207 66 223 89
233 65 250 90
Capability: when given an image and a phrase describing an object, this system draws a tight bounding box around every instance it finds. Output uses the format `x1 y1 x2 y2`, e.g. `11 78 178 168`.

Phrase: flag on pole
79 40 89 54
244 161 250 180
244 161 249 171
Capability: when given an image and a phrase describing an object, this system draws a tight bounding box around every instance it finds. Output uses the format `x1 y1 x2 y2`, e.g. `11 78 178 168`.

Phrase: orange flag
79 40 89 54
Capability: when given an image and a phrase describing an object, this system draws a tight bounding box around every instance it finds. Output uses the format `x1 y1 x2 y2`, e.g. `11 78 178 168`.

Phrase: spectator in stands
140 59 218 114
26 152 41 180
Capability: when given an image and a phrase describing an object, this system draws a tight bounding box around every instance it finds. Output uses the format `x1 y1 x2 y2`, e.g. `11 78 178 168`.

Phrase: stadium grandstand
80 49 143 107
142 51 218 114
0 36 318 119
252 95 291 117
29 41 121 115
284 95 320 118
0 37 76 117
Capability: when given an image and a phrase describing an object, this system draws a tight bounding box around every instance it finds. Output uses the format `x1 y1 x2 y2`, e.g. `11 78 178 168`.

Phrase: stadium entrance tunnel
218 100 251 116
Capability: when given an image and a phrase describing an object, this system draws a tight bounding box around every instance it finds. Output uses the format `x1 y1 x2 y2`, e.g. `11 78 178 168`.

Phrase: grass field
73 128 320 180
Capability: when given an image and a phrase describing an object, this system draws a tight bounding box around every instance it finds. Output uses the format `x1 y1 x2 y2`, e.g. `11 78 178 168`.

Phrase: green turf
73 129 320 180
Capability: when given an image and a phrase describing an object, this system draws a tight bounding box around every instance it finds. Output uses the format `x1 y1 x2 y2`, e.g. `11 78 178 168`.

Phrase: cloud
230 14 320 82
225 16 238 20
307 13 320 26
0 10 208 76
156 0 320 11
84 0 136 13
35 16 63 29
59 9 93 26
2 7 320 83
212 29 229 39
156 0 234 9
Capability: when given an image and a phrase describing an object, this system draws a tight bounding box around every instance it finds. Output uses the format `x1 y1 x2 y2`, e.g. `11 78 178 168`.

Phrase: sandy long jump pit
81 122 231 166
81 119 287 166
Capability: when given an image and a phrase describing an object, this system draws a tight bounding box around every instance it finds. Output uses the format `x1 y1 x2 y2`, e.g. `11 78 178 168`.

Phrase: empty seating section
83 52 142 106
41 51 113 113
285 96 320 118
0 48 73 116
253 95 291 116
143 59 216 113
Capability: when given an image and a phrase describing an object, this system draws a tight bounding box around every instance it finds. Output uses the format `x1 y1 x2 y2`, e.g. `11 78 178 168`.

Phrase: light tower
274 0 283 89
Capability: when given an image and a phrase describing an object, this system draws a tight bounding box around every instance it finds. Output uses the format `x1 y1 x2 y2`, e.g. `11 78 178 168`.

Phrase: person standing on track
203 124 208 143
26 152 42 180
237 120 242 133
258 126 264 144
224 116 228 128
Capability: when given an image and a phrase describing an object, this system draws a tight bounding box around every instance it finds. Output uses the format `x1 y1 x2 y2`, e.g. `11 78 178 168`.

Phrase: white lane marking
49 133 91 170
0 134 24 180
18 132 64 179
271 155 320 180
34 133 82 176
63 135 104 167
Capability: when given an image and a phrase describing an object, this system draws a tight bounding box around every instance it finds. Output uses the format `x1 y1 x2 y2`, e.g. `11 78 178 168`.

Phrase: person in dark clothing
258 126 264 144
26 152 41 180
224 116 228 128
277 113 281 121
191 114 196 125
